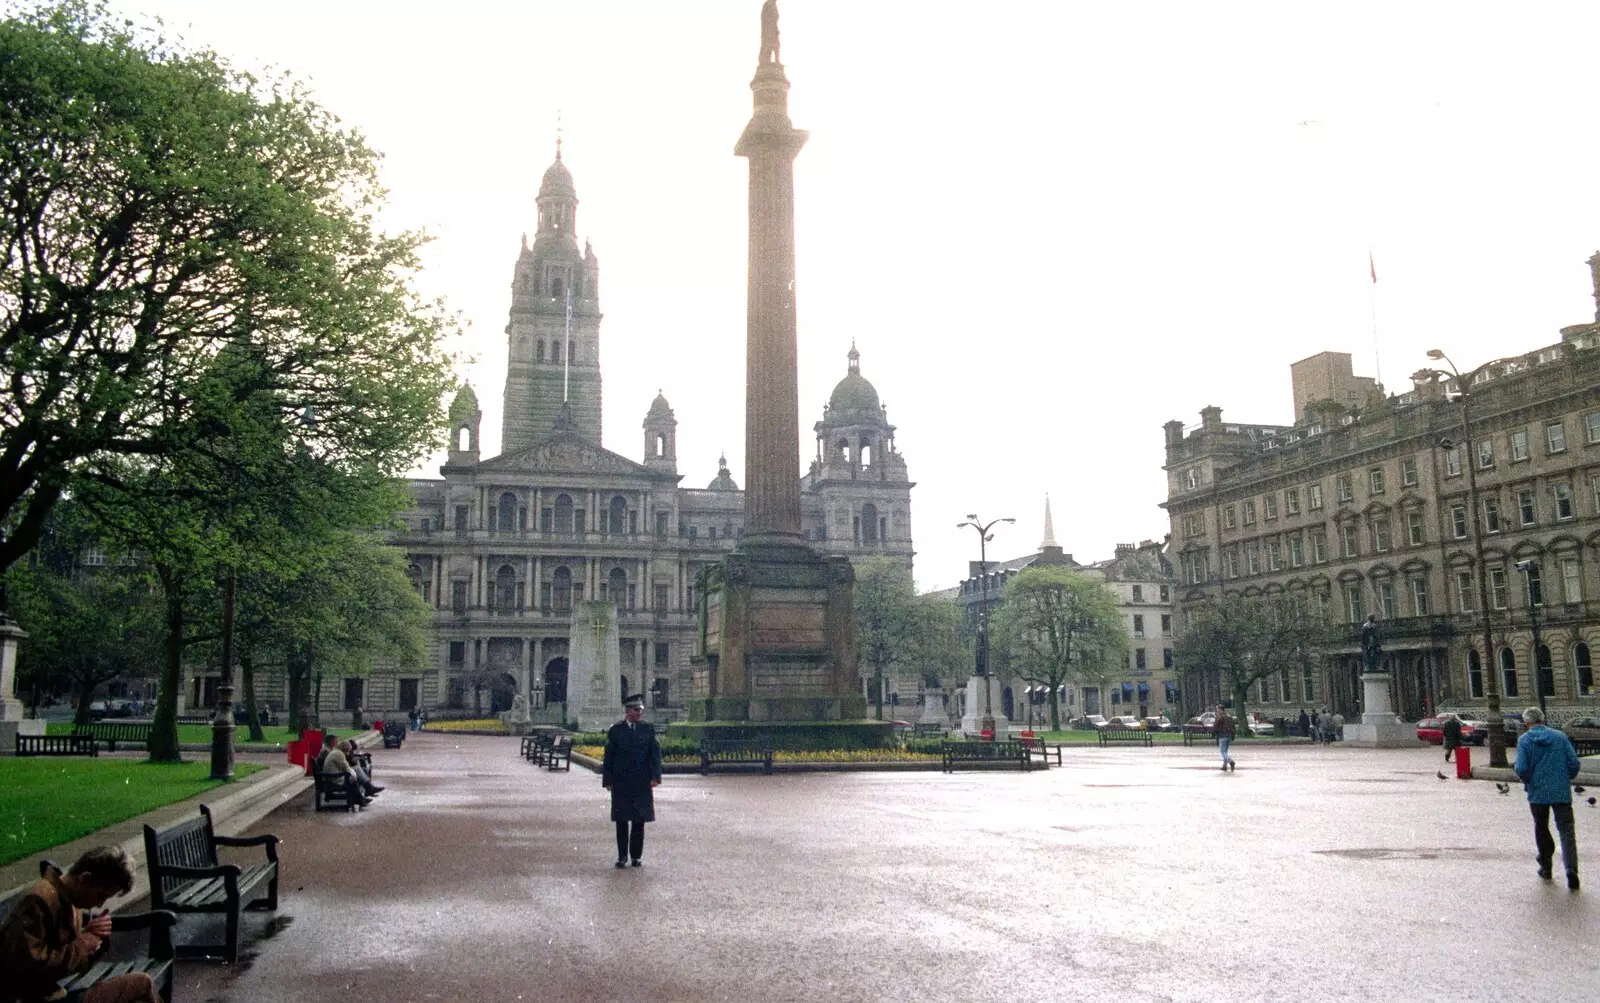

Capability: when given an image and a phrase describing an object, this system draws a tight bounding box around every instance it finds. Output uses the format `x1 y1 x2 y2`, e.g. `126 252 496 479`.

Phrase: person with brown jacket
1214 704 1238 772
0 846 162 1003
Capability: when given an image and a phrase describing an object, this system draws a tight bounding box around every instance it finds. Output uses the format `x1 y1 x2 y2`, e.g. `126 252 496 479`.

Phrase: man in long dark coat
603 694 662 868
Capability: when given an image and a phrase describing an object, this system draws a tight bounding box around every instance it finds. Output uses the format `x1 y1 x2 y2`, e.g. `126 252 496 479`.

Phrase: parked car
1415 713 1488 747
1246 715 1275 737
1184 712 1217 733
1105 715 1143 730
1564 716 1600 743
88 699 136 720
1142 716 1177 732
1074 714 1111 731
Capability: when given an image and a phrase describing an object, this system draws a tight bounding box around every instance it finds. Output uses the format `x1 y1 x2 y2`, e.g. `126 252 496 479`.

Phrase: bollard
1455 744 1472 779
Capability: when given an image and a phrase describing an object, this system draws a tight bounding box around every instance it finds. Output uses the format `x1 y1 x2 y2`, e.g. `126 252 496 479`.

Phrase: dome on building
646 390 674 421
540 154 575 198
825 343 880 423
707 453 738 491
448 384 479 422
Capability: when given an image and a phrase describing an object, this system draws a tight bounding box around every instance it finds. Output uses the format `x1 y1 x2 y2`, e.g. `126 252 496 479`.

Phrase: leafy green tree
989 566 1128 730
7 545 161 724
1173 593 1332 730
852 557 965 720
0 1 456 574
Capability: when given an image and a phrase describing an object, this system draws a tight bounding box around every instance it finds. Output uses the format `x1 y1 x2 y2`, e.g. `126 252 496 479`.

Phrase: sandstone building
1163 256 1600 724
361 152 916 722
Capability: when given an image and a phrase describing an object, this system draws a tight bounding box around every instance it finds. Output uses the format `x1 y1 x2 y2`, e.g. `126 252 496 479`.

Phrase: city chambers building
367 151 914 722
1162 256 1600 724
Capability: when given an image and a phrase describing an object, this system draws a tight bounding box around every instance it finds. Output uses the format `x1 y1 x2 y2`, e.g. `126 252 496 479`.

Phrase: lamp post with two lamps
1421 349 1510 766
958 514 1013 735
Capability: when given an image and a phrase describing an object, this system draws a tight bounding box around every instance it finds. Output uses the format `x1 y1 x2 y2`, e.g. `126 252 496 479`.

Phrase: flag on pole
1369 251 1377 284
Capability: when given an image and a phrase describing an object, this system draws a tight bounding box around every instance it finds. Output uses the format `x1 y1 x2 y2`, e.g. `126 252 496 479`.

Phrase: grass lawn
47 722 298 745
0 759 264 867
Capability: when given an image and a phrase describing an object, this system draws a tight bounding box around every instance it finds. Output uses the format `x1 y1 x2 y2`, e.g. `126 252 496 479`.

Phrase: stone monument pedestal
568 601 623 733
1345 672 1414 747
960 675 1010 736
919 689 949 731
0 619 43 753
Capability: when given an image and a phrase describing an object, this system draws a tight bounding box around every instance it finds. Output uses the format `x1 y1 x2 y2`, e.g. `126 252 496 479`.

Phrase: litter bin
1454 744 1472 779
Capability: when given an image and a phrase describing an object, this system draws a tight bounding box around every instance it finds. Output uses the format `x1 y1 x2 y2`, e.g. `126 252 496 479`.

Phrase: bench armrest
153 862 241 881
111 909 178 961
213 832 280 863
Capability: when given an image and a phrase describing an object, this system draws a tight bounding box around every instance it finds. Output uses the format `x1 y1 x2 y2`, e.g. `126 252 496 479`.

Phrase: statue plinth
1345 672 1413 747
0 619 43 750
568 601 623 732
960 676 1010 736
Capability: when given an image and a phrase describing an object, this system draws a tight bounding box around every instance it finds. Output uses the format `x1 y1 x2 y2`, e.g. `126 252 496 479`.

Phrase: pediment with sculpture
479 434 653 477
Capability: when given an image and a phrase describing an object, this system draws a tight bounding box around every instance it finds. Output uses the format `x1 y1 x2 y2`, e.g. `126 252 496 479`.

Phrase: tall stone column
735 8 808 544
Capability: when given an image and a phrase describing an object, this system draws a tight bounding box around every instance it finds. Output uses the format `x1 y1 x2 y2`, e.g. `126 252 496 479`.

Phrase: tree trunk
1233 681 1250 739
1048 685 1060 731
73 677 95 727
148 569 184 762
872 662 884 720
311 667 323 729
240 652 264 742
286 643 304 734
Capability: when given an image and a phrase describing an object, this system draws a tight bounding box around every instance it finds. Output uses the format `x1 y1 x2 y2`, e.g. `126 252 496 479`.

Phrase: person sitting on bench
0 846 163 1003
339 739 384 796
319 734 378 804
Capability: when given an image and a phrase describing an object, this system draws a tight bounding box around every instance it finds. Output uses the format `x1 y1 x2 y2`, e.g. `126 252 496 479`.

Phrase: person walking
603 694 662 868
1513 706 1581 890
1214 704 1237 772
1297 708 1311 740
1441 714 1463 763
1316 708 1333 745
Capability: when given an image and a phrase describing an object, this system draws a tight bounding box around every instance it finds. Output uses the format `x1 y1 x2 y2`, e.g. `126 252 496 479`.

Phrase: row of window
1128 646 1176 671
1130 613 1174 638
1465 644 1597 699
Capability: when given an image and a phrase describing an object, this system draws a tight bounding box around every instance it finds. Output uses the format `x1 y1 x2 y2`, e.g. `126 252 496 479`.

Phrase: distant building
946 499 1176 726
1163 254 1600 724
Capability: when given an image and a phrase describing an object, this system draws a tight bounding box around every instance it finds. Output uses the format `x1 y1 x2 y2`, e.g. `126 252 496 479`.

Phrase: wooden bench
381 721 407 748
1019 735 1063 767
940 740 1031 772
545 735 572 772
142 804 279 963
1182 727 1219 747
522 732 555 763
176 714 212 727
80 722 155 752
312 771 364 812
0 860 177 1002
1098 729 1154 747
15 733 98 757
700 736 774 775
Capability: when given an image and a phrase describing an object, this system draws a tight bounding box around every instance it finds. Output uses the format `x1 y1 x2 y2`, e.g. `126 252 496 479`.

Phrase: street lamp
1515 559 1548 717
1422 349 1510 766
957 514 1014 735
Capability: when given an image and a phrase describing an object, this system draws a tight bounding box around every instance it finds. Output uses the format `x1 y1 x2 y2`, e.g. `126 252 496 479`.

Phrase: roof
448 385 479 422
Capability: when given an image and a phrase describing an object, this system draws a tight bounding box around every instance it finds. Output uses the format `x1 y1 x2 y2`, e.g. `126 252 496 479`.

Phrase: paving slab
179 732 1599 1003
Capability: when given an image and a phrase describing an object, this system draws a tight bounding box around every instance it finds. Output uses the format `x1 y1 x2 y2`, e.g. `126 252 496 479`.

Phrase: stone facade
945 533 1177 729
363 152 914 724
1163 255 1600 725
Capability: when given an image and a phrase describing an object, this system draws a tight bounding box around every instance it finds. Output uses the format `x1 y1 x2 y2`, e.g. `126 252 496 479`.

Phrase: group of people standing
1293 707 1344 744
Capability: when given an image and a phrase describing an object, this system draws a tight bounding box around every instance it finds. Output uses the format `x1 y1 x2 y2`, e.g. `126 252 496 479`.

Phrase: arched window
651 677 670 709
495 564 516 611
609 496 627 535
553 566 573 612
860 436 873 467
552 340 561 364
1537 643 1554 698
406 563 424 598
551 276 563 299
655 434 667 458
837 438 849 462
1467 648 1484 698
456 426 470 451
608 568 628 606
1500 647 1519 698
554 494 574 534
498 493 517 534
536 340 545 362
861 503 879 544
1576 642 1594 696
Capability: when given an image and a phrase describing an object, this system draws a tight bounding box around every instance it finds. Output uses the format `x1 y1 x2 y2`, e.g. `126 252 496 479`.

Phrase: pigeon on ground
1575 785 1587 794
1496 782 1510 795
1588 797 1597 806
1437 771 1447 780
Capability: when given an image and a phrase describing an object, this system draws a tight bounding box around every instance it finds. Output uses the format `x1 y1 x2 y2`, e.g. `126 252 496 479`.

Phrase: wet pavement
178 733 1599 1003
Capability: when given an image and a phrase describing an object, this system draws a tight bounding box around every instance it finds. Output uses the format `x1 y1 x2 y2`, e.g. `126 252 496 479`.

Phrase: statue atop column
759 0 781 65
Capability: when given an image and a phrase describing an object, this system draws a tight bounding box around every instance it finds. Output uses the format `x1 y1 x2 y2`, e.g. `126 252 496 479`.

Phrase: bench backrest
145 811 217 901
701 737 771 755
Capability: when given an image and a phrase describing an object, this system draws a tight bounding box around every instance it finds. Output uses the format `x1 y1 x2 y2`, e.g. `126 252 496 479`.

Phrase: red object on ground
372 719 384 733
1455 745 1472 779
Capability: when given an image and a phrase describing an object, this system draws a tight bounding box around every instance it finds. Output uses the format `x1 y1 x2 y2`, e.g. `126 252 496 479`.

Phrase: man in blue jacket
1513 706 1581 890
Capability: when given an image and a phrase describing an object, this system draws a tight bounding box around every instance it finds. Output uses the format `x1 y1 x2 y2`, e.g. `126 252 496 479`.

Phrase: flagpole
1369 250 1382 387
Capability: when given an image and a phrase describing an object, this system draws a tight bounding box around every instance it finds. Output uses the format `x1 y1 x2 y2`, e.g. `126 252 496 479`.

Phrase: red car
1416 713 1487 746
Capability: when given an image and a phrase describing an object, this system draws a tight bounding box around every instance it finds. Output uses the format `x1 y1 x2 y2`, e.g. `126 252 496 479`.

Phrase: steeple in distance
1040 494 1058 550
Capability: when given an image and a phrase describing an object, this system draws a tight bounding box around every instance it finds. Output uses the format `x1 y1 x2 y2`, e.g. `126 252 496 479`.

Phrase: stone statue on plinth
759 0 780 65
503 693 531 734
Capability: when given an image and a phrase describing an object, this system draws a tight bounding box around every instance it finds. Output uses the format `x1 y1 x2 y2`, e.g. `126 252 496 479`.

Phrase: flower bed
425 718 505 733
573 745 941 765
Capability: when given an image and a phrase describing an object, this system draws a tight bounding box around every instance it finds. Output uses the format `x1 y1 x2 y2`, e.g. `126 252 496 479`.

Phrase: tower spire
1040 494 1058 550
555 110 563 162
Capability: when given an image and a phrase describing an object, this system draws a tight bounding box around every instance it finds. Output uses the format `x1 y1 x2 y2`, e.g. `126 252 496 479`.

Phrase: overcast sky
108 0 1600 591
